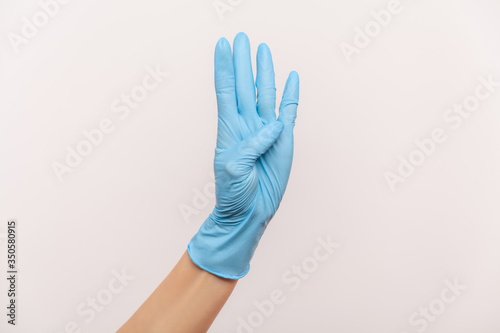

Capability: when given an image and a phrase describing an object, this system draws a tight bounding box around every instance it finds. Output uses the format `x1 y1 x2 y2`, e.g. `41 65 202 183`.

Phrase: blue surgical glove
187 32 299 279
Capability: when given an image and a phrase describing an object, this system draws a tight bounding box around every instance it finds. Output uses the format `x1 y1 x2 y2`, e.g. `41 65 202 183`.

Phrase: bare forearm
117 251 237 333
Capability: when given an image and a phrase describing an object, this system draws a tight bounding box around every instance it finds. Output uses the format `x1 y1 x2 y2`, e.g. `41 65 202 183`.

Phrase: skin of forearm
117 251 238 333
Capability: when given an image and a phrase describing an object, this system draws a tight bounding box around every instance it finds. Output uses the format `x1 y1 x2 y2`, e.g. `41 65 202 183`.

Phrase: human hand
188 32 299 279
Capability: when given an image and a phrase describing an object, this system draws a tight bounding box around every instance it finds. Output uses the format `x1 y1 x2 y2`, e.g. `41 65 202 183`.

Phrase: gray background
1 0 500 332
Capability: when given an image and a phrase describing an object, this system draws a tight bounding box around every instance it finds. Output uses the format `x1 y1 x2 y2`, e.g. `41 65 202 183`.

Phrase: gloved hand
187 32 299 279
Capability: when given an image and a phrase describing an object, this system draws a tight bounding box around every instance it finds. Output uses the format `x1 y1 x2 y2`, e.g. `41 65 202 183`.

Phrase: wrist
187 211 266 280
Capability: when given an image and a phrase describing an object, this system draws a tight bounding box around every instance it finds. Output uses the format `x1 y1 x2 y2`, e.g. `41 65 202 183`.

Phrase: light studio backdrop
1 0 500 332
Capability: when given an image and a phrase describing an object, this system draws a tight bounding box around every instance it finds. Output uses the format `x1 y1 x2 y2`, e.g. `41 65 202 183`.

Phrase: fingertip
234 32 249 45
271 120 284 133
233 32 251 64
287 71 299 85
217 37 229 49
257 43 273 65
253 121 283 154
257 43 270 55
284 71 299 97
215 37 231 64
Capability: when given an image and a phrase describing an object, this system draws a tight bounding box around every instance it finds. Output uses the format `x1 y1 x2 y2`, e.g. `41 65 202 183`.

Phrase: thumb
237 121 284 164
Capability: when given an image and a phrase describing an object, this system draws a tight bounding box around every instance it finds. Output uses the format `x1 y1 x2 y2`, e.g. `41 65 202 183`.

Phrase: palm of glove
209 33 299 227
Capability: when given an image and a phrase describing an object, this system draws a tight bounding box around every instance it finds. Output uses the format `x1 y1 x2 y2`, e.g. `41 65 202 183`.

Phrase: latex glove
187 32 299 279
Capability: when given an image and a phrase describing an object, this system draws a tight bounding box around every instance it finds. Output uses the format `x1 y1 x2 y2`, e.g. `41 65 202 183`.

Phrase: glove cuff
187 214 263 279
